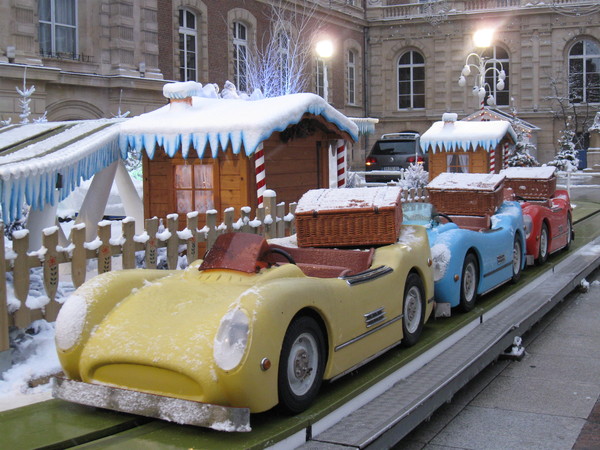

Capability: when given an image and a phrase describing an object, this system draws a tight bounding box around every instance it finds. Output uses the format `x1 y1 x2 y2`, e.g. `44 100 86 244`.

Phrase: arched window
179 9 197 81
347 49 356 105
569 40 600 104
233 21 248 92
481 46 510 106
398 51 425 109
277 30 290 95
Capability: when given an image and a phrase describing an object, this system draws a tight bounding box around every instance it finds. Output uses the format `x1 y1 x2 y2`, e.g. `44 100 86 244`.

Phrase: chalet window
447 154 469 173
39 0 77 58
179 9 198 81
347 49 356 105
398 51 425 109
233 22 248 92
481 46 510 106
174 163 216 214
569 40 600 104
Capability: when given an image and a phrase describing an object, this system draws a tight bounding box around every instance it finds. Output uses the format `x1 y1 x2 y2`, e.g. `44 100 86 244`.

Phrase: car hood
78 268 266 390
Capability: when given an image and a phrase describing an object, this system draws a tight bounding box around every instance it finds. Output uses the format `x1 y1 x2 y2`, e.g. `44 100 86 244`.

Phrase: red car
502 167 573 265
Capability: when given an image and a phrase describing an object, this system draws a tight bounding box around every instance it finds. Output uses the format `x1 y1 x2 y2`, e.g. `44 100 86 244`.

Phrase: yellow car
54 230 434 431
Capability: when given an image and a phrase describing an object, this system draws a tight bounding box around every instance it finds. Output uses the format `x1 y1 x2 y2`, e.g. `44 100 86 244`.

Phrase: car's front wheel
278 316 325 414
401 273 425 347
536 223 549 265
511 236 523 283
564 214 573 251
459 253 479 312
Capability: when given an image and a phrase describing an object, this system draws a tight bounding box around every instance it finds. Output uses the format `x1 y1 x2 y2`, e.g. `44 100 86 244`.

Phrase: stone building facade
0 0 598 167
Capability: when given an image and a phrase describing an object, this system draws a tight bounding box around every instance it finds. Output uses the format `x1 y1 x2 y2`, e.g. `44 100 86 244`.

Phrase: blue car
402 201 526 312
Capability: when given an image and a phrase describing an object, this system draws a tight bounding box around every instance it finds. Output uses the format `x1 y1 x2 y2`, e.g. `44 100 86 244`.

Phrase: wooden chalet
420 113 517 180
119 82 359 229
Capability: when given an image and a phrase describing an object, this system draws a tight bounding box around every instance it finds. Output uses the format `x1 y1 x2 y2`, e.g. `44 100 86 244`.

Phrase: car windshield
402 202 434 226
370 140 418 155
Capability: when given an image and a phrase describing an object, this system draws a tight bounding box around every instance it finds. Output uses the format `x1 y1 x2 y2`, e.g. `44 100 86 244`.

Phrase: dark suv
365 132 426 182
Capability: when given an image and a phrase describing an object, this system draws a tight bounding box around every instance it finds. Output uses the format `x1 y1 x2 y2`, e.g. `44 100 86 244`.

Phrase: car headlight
523 214 533 239
214 308 250 371
55 294 88 351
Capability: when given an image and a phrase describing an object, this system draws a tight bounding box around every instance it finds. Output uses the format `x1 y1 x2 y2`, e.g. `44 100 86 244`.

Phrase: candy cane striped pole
503 141 510 168
489 147 496 173
336 139 346 188
255 143 266 207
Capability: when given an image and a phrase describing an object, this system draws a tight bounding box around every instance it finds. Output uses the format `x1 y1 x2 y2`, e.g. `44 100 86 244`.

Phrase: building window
481 46 510 106
569 40 600 104
39 0 77 58
179 9 197 81
347 50 356 105
316 59 327 101
447 154 469 173
398 51 425 109
174 163 215 214
277 30 290 95
233 22 248 92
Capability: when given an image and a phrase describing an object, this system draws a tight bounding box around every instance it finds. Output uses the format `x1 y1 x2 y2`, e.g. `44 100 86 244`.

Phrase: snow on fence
0 188 429 355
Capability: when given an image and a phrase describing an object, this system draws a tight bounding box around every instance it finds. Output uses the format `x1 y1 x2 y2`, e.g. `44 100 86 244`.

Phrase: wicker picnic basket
501 167 557 200
295 187 403 248
427 173 505 216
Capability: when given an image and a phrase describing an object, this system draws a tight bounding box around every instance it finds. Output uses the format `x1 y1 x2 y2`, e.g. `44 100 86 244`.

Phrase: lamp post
458 29 506 109
316 39 333 102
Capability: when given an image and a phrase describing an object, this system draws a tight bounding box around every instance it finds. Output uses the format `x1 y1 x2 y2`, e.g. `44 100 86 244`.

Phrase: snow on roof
296 186 401 213
119 89 359 160
420 117 517 154
500 166 556 180
0 119 123 222
427 172 505 191
349 117 379 136
462 108 540 132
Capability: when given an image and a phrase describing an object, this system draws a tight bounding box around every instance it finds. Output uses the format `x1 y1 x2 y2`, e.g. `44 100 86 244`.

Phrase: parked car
54 231 434 430
402 196 526 313
365 132 426 182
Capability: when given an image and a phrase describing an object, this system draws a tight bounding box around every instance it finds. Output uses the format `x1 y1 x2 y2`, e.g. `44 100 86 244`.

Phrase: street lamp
458 29 506 109
316 39 333 102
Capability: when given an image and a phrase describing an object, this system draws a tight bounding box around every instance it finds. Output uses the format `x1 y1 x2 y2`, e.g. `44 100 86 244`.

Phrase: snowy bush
508 141 539 167
399 163 429 190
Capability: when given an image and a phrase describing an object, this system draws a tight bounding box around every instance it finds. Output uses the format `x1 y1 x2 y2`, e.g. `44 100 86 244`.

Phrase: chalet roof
0 119 123 222
420 114 517 154
461 108 541 134
119 92 360 160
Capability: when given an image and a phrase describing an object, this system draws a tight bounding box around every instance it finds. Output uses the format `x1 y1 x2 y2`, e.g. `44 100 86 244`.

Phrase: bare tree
545 72 597 153
246 1 323 98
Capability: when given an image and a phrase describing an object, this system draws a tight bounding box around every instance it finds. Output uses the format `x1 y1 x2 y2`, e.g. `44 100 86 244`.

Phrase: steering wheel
265 247 296 265
432 213 454 224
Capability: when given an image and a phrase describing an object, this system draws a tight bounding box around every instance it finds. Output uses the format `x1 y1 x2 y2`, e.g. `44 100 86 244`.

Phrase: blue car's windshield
402 202 434 226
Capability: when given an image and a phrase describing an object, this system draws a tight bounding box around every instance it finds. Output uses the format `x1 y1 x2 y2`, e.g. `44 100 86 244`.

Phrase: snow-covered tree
548 127 580 172
245 1 322 97
399 163 429 190
16 68 47 124
508 140 539 167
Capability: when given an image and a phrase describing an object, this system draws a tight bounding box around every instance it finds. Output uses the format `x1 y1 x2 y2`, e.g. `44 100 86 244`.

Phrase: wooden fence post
206 211 218 250
263 193 276 239
97 222 112 274
12 231 31 328
121 218 136 269
70 224 87 288
186 212 199 264
145 218 158 269
42 227 60 321
166 214 179 270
